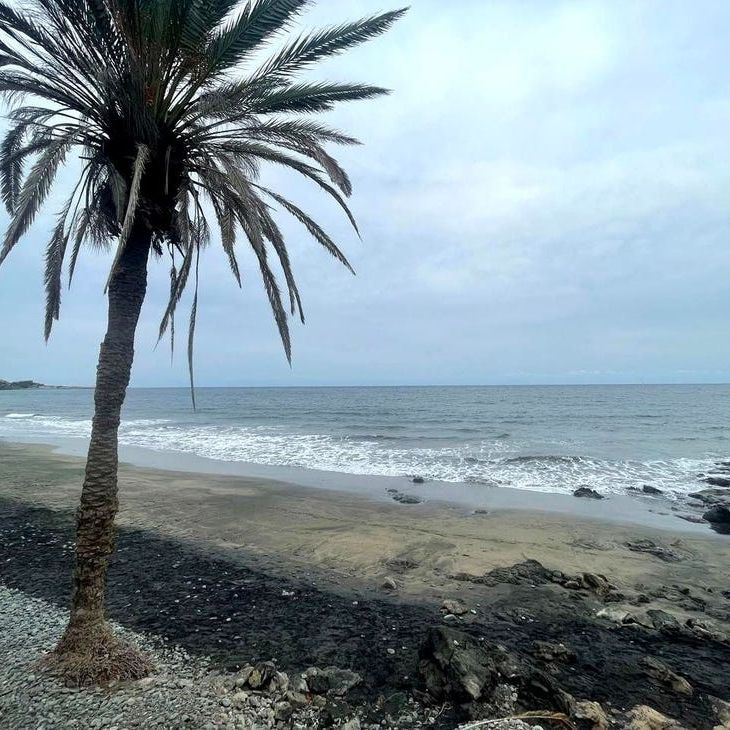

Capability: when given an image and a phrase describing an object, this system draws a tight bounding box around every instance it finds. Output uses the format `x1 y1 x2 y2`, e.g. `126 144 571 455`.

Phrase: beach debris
624 704 688 730
640 656 693 696
573 487 604 499
624 539 685 562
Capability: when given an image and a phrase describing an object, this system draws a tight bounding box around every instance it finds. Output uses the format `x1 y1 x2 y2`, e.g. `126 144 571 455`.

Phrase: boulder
419 627 497 702
703 505 730 524
624 539 684 562
574 487 604 500
419 626 570 716
411 476 426 484
642 485 664 495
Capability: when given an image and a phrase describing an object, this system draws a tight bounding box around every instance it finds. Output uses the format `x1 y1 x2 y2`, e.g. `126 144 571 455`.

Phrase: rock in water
642 485 663 495
705 476 730 488
573 487 605 499
411 476 425 484
703 505 730 524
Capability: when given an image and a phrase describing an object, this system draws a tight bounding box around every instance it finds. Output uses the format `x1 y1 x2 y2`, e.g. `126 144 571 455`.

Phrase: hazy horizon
2 0 729 387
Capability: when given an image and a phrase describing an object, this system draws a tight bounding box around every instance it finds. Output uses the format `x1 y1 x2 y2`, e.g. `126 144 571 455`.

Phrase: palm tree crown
0 0 405 392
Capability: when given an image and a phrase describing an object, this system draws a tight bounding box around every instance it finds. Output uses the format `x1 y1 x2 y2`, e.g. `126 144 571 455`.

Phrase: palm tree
0 0 404 685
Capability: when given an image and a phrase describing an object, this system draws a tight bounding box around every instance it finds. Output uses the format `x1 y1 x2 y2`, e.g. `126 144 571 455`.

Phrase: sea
1 384 728 500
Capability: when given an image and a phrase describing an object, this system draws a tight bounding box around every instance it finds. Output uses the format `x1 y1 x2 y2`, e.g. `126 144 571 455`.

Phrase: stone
624 539 684 562
411 476 425 484
304 666 361 696
596 607 630 624
273 701 293 722
642 485 664 495
530 640 576 664
247 661 275 690
285 691 309 708
624 705 688 730
706 476 730 488
441 599 468 616
579 572 613 597
640 656 693 696
392 493 423 504
573 699 608 730
381 576 398 591
687 488 730 505
419 626 498 702
646 609 680 633
573 486 604 499
703 505 730 524
341 720 361 730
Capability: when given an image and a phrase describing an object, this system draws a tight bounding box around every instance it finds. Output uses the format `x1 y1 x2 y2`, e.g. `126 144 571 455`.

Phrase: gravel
0 585 321 730
0 586 447 730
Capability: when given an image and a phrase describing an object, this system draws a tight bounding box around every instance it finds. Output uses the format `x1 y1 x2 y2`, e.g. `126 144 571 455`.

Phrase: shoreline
0 435 720 536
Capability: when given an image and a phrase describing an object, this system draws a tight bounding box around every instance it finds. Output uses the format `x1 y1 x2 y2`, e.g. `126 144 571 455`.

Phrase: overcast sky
1 0 729 387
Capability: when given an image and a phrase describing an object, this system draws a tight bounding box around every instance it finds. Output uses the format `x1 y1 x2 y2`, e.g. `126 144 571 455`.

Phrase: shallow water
1 384 728 498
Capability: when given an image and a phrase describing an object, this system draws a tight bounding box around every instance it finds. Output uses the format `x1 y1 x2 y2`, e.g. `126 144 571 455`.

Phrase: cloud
1 0 729 386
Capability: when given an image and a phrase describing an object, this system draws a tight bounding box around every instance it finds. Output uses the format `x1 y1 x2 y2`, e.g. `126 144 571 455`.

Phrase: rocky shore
1 497 729 729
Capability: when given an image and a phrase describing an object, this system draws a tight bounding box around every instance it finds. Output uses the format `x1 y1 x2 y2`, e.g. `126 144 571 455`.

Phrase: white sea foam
0 411 711 498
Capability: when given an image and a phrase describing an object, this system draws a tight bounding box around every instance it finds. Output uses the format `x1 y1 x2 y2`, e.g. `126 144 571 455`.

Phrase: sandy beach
1 439 729 728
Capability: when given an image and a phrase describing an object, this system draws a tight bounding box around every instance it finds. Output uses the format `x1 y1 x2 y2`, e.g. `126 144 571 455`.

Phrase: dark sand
1 440 729 727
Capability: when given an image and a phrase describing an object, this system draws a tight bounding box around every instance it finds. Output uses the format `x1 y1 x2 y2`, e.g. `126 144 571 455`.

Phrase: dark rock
640 656 693 696
247 661 276 690
676 514 706 524
319 698 352 727
380 691 410 717
441 599 468 616
530 640 577 664
392 493 423 505
411 476 426 484
455 559 558 587
689 488 730 505
304 666 361 697
642 485 663 495
703 505 730 524
573 487 604 500
419 627 571 718
419 626 498 702
647 609 680 633
705 476 730 488
625 539 684 563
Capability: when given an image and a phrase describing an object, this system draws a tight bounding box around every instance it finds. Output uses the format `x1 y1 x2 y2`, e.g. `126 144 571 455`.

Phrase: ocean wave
0 412 715 498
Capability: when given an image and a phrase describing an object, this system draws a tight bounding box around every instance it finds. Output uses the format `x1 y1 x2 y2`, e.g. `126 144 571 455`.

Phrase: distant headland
0 379 51 390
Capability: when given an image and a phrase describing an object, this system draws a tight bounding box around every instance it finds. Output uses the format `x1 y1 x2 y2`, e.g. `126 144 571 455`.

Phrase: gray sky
1 0 730 387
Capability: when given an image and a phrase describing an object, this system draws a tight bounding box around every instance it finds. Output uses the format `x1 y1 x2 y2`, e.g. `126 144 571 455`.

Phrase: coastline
0 434 719 536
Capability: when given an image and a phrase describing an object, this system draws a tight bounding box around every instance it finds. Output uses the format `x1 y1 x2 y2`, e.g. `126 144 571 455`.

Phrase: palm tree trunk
50 226 153 684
